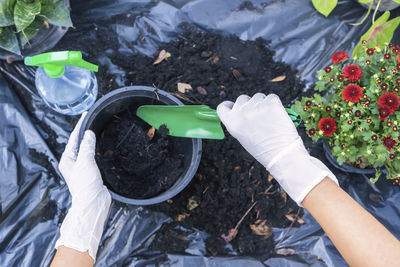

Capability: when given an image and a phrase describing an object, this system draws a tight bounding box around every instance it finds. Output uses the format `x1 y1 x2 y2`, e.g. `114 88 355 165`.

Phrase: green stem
350 1 373 26
372 0 382 24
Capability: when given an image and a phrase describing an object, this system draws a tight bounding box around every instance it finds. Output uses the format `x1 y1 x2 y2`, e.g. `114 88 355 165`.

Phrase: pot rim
321 138 377 174
79 85 202 205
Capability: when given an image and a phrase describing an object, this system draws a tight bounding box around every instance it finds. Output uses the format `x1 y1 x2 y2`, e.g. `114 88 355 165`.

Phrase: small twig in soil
152 84 160 101
258 184 274 195
169 92 197 104
116 123 135 148
202 186 209 194
274 208 301 250
221 201 257 243
235 201 257 229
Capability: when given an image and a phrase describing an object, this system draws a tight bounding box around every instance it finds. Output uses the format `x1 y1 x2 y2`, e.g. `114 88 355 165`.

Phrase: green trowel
136 105 301 140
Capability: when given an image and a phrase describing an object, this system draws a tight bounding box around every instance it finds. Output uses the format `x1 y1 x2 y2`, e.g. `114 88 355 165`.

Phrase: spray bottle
25 51 98 115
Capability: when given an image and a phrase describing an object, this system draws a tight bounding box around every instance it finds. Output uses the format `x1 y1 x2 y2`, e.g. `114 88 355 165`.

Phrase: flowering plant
292 43 400 184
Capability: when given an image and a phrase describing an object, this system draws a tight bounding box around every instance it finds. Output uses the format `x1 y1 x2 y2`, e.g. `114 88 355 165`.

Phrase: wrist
268 152 338 205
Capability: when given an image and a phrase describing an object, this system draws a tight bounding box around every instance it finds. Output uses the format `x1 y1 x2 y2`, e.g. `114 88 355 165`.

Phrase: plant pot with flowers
292 43 400 185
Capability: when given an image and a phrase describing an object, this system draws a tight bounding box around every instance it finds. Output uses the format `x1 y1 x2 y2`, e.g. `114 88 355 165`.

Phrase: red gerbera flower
342 84 363 103
383 136 397 151
342 65 363 82
318 117 337 136
331 51 349 64
378 107 393 121
393 46 400 54
378 92 400 112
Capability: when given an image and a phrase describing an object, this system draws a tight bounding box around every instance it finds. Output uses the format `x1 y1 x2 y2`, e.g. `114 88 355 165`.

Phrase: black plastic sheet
1 0 400 266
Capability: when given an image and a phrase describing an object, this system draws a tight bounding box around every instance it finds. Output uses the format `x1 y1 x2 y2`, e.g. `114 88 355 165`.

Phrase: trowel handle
196 106 301 127
195 107 221 121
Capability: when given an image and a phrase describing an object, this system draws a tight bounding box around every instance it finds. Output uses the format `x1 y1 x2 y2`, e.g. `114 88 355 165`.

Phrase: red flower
393 46 400 54
331 51 349 64
378 107 393 121
342 65 363 82
342 84 363 103
378 93 399 112
383 136 397 151
397 55 400 64
366 48 375 55
318 117 337 136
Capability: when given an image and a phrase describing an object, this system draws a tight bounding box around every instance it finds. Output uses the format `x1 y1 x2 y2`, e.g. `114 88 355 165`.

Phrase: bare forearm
302 177 400 267
50 246 94 267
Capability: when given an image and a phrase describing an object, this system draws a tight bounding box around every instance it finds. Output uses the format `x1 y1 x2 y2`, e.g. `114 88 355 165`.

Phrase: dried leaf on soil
187 196 199 211
221 228 238 243
196 86 207 95
153 49 171 64
250 219 272 239
201 51 212 57
147 127 156 140
232 69 244 81
276 248 295 256
297 217 305 224
176 212 190 222
285 213 296 222
279 190 287 208
177 82 193 93
270 75 286 82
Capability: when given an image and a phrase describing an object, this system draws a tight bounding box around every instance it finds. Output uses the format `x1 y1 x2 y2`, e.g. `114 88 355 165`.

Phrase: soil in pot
54 22 311 256
96 107 184 199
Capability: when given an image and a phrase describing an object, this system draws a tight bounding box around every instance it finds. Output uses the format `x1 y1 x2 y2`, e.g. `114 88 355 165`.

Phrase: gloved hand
217 93 338 205
56 112 111 261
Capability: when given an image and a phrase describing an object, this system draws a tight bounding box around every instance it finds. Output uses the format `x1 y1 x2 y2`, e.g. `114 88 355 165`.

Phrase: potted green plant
292 42 400 185
0 0 72 57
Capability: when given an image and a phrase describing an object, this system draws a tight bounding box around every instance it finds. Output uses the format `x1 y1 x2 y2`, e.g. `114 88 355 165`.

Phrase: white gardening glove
56 112 111 261
217 93 338 205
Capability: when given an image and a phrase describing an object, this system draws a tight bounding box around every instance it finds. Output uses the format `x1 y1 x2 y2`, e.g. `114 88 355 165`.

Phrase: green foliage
312 0 338 17
0 0 72 55
353 12 400 58
0 0 15 26
293 42 400 184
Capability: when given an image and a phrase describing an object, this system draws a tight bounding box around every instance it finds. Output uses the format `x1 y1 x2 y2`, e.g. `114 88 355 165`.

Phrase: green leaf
0 0 16 26
40 0 72 27
0 26 20 54
353 11 400 58
14 0 41 32
392 0 400 4
19 16 44 47
312 0 338 17
358 0 372 3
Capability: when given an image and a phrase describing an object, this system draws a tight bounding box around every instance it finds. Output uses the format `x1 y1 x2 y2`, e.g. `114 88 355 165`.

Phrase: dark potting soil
96 109 184 199
54 19 311 256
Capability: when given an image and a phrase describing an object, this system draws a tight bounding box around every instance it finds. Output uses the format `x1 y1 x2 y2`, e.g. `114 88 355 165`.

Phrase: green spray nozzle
24 51 98 78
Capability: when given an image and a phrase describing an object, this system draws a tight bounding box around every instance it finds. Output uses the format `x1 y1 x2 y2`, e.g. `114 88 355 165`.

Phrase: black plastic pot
322 139 377 175
79 86 202 205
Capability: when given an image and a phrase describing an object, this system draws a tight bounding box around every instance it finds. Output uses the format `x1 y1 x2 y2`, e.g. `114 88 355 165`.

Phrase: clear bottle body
35 65 98 115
